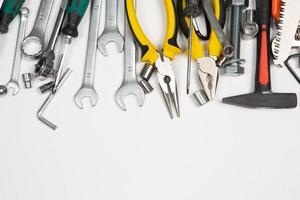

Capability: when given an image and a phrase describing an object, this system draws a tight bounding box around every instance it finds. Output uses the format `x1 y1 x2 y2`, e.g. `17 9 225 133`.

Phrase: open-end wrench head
6 81 20 96
97 31 124 56
74 87 98 109
115 82 145 111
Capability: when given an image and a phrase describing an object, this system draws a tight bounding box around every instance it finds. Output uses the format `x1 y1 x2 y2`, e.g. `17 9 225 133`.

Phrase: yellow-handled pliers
125 0 182 119
182 0 222 100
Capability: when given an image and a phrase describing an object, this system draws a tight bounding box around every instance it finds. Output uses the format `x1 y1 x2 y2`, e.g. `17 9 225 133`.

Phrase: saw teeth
272 0 300 66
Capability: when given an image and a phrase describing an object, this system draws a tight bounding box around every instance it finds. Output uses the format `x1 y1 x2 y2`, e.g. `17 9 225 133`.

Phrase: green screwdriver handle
62 0 90 38
0 0 25 33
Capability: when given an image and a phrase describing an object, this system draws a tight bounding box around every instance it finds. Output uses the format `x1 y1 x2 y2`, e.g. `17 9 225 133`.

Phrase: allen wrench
37 68 72 130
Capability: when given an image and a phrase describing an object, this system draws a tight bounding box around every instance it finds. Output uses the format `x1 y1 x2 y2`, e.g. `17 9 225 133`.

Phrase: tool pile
0 0 298 130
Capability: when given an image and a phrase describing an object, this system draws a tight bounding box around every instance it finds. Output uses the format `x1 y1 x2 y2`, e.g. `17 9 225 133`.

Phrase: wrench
97 0 124 56
34 0 68 80
115 9 145 111
74 0 102 109
21 0 54 59
6 7 29 96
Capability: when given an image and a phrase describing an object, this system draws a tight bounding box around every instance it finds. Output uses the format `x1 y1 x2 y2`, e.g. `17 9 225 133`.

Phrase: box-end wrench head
97 0 124 56
6 7 29 96
21 0 54 59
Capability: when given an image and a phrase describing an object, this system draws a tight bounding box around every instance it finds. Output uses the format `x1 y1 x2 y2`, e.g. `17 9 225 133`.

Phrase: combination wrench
34 0 68 80
6 7 29 96
21 0 54 59
74 0 102 109
115 7 145 111
97 0 124 56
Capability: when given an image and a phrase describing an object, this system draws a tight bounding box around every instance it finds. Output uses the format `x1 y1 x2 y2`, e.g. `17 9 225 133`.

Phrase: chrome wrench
21 0 54 59
115 7 145 111
34 0 68 80
6 7 29 96
74 0 102 109
97 0 124 56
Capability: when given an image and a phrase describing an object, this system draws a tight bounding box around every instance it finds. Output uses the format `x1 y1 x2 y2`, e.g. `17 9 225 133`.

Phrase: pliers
179 0 223 100
125 0 182 118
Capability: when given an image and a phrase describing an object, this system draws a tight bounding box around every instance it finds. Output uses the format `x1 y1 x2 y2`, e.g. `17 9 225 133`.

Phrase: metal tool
21 0 54 59
241 9 258 40
74 0 102 109
34 0 68 80
201 0 234 58
193 89 209 106
0 0 25 33
223 0 248 75
22 73 33 88
52 0 90 93
272 0 300 66
178 0 222 100
223 0 297 109
0 85 8 95
97 0 124 56
6 7 29 96
115 4 145 111
126 0 181 118
37 68 72 130
184 0 201 95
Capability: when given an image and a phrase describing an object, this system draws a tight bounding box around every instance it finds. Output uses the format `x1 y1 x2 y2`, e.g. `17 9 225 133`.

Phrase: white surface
1 0 300 200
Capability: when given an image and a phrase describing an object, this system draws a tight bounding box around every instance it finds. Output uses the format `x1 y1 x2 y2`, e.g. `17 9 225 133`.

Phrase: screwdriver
0 0 25 33
184 0 201 94
52 0 90 93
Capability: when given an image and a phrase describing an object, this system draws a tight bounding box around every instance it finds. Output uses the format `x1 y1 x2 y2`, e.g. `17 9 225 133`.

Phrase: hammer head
222 92 297 109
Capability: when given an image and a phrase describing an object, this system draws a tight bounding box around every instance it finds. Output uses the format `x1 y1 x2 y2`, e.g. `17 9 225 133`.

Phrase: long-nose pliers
125 0 182 119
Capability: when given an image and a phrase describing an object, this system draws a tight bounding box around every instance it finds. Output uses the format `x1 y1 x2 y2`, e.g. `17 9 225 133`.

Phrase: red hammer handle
255 0 272 93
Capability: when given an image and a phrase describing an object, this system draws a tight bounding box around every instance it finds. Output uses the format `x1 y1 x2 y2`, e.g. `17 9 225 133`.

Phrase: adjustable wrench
97 0 124 56
6 7 29 96
115 5 145 111
21 0 54 58
74 0 102 109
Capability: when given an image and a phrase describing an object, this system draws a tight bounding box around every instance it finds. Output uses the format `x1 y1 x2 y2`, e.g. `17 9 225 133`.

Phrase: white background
1 0 300 200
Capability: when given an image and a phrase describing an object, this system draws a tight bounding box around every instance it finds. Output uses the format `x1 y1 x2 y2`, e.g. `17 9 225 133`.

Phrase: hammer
222 0 297 109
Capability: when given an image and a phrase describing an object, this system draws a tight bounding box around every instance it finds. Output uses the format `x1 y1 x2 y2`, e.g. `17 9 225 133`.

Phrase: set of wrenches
0 0 146 130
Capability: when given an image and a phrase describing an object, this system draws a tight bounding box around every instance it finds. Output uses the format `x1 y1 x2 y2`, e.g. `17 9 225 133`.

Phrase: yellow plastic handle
207 0 223 57
125 0 158 64
162 0 182 60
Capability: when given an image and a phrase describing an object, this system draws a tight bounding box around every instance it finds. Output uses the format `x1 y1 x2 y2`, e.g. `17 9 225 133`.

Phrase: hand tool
52 0 90 93
126 0 181 118
21 0 54 59
34 0 68 80
178 0 223 100
97 0 124 56
6 7 29 96
193 89 209 106
223 0 297 109
37 68 72 130
22 73 33 88
74 0 102 109
241 9 258 40
115 1 145 111
283 53 300 85
272 0 281 22
184 0 201 95
0 0 25 33
201 0 234 59
0 85 7 95
272 0 300 66
222 0 248 75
